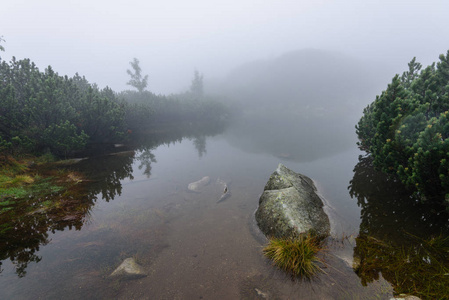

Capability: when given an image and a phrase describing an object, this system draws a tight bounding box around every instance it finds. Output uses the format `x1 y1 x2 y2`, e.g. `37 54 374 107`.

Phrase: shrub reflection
349 155 449 298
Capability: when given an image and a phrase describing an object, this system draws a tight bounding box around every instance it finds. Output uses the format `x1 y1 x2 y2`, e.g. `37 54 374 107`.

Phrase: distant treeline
356 51 449 208
0 57 229 158
119 90 229 129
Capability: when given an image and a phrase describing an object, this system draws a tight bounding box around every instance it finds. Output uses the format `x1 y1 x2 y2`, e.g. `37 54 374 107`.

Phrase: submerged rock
187 176 211 192
216 178 231 203
110 257 147 279
255 164 330 239
239 274 279 299
390 296 421 300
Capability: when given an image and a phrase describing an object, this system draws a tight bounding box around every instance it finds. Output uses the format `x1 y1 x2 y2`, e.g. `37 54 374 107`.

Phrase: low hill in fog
218 48 386 116
213 49 392 162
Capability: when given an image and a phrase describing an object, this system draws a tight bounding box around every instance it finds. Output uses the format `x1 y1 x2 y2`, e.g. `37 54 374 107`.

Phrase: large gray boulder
255 164 330 239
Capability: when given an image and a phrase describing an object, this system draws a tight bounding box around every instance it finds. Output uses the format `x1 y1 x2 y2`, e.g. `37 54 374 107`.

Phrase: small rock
188 176 210 192
390 295 421 300
216 178 231 203
255 288 269 299
110 257 147 279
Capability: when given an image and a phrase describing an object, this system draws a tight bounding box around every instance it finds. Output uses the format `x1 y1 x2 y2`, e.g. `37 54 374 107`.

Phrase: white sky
1 0 448 93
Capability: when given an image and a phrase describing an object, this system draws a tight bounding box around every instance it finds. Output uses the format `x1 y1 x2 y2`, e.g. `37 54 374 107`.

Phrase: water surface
1 125 447 299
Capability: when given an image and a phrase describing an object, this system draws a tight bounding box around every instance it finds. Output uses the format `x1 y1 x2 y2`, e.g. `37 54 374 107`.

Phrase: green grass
0 175 63 201
0 165 34 204
0 157 29 175
0 156 74 210
0 186 28 198
0 174 34 188
29 179 64 195
34 153 56 164
263 234 324 278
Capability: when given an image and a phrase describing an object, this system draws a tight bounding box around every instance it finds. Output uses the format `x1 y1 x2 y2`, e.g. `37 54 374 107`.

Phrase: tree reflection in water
348 155 449 298
0 121 226 277
192 135 207 158
136 150 157 177
0 153 134 277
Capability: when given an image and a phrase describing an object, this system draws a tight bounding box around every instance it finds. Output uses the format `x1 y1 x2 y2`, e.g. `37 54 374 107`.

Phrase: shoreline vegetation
0 56 230 278
354 51 449 299
0 55 229 199
356 51 449 209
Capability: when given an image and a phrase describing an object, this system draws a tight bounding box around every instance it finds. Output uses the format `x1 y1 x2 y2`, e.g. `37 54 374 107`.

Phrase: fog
2 2 449 296
1 0 448 95
216 49 373 161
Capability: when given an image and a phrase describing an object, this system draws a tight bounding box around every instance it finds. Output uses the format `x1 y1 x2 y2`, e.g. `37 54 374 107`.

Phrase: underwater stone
187 176 211 192
110 257 147 279
255 164 330 239
390 296 421 300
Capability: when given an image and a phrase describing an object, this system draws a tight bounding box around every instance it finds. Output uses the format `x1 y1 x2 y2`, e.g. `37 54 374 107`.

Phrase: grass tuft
9 175 34 186
263 234 324 278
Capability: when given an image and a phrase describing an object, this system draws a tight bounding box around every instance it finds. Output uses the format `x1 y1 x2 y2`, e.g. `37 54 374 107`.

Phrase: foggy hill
214 49 390 162
217 48 383 116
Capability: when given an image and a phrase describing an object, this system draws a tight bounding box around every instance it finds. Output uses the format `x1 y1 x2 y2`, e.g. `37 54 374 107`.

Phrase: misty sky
1 0 448 94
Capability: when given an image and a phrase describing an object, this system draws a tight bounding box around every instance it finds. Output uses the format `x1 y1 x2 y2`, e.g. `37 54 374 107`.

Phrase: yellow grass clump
263 234 324 278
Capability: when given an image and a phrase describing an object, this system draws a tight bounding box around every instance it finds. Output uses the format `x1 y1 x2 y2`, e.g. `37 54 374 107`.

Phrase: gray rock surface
110 257 147 279
255 164 330 239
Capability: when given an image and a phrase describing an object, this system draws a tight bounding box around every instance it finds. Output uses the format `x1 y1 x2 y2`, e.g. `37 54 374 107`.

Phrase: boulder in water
255 164 330 239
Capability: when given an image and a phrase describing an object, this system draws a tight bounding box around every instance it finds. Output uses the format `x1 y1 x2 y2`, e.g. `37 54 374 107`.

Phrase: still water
1 123 447 299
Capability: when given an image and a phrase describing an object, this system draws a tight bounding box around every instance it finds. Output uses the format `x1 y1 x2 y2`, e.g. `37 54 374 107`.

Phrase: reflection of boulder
255 164 330 239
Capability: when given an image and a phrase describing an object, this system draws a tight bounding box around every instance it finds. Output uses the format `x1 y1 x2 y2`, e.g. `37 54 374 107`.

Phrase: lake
1 119 448 299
